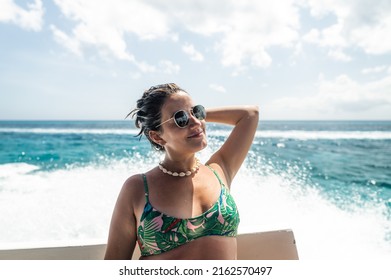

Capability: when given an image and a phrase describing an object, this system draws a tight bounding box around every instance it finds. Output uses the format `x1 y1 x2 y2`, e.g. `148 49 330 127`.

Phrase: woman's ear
149 130 166 147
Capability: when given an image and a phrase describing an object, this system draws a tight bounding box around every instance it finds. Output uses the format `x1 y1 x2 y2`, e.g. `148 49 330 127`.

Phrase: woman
104 83 259 260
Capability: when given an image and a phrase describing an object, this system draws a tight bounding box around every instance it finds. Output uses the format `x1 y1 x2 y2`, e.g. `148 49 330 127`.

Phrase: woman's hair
127 83 187 151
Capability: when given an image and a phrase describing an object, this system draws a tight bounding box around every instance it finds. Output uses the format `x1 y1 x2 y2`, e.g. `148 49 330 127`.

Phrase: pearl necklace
158 158 201 177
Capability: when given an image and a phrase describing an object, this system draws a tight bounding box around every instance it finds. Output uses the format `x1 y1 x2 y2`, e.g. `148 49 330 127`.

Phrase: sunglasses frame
156 105 206 128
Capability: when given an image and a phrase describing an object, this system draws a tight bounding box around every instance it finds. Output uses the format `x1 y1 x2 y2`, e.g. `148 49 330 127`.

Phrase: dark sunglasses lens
174 111 189 127
193 105 206 120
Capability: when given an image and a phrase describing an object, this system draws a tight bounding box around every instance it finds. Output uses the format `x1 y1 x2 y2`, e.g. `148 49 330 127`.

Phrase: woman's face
157 91 207 155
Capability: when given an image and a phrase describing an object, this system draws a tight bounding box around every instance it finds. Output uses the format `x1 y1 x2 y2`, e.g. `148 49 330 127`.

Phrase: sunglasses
156 105 206 128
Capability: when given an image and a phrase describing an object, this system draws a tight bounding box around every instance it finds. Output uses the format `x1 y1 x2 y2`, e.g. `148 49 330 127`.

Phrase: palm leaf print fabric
137 186 240 256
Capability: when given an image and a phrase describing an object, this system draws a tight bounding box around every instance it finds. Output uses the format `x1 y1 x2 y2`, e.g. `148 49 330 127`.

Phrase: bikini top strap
206 165 225 187
141 174 149 202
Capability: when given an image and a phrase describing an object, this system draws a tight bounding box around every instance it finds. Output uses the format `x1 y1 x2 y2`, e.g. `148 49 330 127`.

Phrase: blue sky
1 0 390 120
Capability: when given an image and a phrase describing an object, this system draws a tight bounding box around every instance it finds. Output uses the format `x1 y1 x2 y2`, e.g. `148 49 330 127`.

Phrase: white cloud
328 49 352 62
269 73 391 119
8 0 388 74
49 0 300 71
0 0 44 31
51 0 174 72
302 28 319 43
54 0 173 41
176 0 300 68
50 25 82 56
159 60 180 75
303 22 348 48
351 20 391 54
209 84 226 93
362 65 388 75
134 61 156 73
182 43 204 62
301 0 391 55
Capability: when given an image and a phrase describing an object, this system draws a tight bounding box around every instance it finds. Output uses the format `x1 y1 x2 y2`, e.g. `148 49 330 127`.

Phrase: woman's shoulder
112 173 147 215
123 173 144 186
122 168 158 188
121 173 145 194
116 174 144 202
204 162 230 188
121 168 159 197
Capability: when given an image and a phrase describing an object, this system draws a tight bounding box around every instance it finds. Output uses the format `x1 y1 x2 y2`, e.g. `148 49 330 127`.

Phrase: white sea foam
255 130 391 140
0 159 390 259
232 168 391 259
0 160 136 248
1 127 391 139
0 128 137 135
0 163 40 178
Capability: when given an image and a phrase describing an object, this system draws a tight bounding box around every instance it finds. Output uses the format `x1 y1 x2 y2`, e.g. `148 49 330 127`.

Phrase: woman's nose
189 113 202 126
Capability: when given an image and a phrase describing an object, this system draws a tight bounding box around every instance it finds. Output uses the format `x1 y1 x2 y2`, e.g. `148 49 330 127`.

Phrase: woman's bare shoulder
116 174 145 208
204 162 230 187
123 174 144 190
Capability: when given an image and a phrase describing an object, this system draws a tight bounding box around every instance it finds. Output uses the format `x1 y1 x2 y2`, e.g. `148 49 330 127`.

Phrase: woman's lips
188 130 203 138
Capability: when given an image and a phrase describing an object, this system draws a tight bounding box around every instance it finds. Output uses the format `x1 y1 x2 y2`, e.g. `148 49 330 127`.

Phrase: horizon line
1 119 391 122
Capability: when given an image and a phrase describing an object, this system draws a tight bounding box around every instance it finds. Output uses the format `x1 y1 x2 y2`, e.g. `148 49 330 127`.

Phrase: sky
0 0 391 120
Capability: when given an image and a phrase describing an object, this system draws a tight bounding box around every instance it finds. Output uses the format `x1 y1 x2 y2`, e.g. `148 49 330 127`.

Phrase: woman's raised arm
205 106 259 186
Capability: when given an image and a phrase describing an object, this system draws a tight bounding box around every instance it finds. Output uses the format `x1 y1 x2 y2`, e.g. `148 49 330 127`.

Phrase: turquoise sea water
0 120 390 259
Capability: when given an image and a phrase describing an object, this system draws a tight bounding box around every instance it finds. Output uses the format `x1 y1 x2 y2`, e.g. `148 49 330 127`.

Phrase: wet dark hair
127 83 187 151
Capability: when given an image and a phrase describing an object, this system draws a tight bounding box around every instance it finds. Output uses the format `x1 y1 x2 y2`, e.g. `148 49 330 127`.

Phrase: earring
154 144 164 151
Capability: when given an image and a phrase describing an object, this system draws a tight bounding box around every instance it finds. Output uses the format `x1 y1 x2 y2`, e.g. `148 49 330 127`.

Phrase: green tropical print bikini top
137 166 240 257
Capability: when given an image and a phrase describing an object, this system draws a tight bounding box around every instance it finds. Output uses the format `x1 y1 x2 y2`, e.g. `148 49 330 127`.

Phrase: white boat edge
0 229 299 260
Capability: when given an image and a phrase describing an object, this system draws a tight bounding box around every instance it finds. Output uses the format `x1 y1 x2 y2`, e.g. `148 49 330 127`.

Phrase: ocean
0 120 390 259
